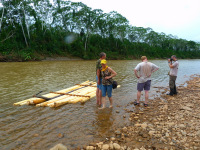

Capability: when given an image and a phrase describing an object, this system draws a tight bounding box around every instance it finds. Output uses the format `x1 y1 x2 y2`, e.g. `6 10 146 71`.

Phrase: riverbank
42 56 82 61
51 74 200 150
1 52 200 62
0 54 82 62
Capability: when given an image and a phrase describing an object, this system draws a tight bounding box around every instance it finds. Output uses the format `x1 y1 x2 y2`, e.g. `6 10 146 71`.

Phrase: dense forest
0 0 200 61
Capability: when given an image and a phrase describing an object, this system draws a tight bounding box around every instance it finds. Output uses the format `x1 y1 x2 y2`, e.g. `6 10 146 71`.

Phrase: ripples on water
0 59 200 149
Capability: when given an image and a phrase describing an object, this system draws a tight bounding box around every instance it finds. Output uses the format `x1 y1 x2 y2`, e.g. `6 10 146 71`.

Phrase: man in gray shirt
134 56 159 107
167 55 179 96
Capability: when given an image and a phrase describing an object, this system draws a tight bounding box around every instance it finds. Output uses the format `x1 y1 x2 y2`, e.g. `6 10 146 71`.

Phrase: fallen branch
1 31 15 43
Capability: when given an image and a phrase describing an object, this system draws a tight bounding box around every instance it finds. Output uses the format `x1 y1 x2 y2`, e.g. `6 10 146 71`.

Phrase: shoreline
1 54 200 62
0 55 83 62
51 74 200 150
41 56 83 61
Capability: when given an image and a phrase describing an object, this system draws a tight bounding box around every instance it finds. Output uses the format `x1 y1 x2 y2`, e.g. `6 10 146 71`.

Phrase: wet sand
60 74 200 150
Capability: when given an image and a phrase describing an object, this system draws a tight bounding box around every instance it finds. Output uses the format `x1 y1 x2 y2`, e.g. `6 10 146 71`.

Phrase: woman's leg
107 85 113 108
109 97 113 108
100 97 106 109
99 85 106 109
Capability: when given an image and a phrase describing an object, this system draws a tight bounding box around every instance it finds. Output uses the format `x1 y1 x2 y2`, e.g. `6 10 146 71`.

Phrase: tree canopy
0 0 199 61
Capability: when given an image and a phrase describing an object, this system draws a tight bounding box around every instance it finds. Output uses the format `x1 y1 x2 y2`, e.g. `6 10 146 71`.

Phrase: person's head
171 55 177 61
141 56 147 62
101 59 107 68
100 52 106 59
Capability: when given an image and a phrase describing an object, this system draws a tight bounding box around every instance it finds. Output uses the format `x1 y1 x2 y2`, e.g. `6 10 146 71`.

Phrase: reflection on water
0 59 200 149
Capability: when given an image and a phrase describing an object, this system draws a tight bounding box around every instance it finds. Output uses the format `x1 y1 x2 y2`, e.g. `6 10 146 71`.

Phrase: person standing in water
96 52 106 106
99 59 117 109
134 56 159 107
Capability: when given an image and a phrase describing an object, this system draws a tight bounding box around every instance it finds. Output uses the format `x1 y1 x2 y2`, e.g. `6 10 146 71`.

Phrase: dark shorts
137 80 151 91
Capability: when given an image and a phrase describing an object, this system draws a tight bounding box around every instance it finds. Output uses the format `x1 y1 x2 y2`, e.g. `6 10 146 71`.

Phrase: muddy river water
1 59 200 150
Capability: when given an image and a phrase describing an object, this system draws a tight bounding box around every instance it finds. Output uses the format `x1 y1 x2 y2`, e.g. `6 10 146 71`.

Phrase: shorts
137 80 151 91
96 75 102 90
102 85 112 97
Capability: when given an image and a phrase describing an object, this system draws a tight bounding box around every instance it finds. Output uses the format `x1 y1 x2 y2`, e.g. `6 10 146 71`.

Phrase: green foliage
0 0 199 62
17 50 32 61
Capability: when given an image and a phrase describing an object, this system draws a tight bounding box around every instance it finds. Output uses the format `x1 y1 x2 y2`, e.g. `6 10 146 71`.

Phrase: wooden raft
13 81 97 107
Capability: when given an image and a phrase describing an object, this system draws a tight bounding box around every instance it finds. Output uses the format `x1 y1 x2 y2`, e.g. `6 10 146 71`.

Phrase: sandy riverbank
50 74 200 150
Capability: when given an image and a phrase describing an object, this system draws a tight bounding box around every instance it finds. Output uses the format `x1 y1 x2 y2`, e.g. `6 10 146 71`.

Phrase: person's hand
137 75 140 79
97 80 100 85
105 76 110 80
168 59 171 63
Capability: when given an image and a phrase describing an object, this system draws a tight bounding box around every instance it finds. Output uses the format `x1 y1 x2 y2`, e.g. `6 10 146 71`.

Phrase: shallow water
0 59 200 150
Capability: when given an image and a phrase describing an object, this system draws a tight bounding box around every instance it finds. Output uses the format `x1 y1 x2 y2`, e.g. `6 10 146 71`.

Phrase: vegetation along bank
0 0 200 62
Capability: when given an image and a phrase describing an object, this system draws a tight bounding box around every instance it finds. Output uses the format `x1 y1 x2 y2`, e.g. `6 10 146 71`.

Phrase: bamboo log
53 87 97 107
36 83 96 107
14 81 91 106
52 91 96 107
80 91 96 103
15 81 120 107
72 84 120 103
68 92 95 104
48 87 95 107
37 90 82 107
50 92 90 98
117 85 121 88
32 81 92 105
48 87 90 106
67 87 95 103
47 95 77 107
76 84 97 87
36 95 70 107
13 97 36 106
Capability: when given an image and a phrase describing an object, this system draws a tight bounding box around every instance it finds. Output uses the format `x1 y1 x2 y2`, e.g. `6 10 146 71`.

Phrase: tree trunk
23 7 30 39
84 34 88 52
8 2 14 26
18 11 29 47
0 6 4 31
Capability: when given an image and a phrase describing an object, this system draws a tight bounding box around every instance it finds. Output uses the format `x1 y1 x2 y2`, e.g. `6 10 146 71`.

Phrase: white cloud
71 0 200 42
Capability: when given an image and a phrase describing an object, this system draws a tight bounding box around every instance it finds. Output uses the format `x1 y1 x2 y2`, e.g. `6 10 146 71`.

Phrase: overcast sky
71 0 200 42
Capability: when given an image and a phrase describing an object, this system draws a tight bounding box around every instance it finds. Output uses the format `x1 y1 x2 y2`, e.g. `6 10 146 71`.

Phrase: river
0 59 200 150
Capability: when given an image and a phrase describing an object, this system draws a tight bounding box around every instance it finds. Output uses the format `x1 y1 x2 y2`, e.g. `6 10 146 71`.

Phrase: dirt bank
66 74 200 150
0 54 82 62
42 56 82 61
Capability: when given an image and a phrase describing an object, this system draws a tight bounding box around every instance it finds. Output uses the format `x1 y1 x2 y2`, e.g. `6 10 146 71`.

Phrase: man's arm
152 64 159 72
97 69 101 85
152 68 159 72
134 69 140 79
105 67 117 79
168 63 174 68
168 59 175 68
134 64 140 78
169 62 178 68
